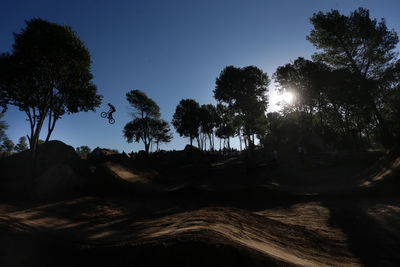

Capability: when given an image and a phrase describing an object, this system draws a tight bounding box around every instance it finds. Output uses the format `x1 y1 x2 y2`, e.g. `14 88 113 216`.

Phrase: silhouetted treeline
274 8 400 149
1 8 399 155
172 8 400 152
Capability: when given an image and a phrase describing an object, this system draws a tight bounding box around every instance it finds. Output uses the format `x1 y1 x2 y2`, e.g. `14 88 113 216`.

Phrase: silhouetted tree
124 90 169 154
215 104 236 150
76 145 91 156
214 66 269 150
380 60 400 142
274 58 328 115
0 113 7 146
172 99 201 147
1 137 14 152
126 89 160 119
258 112 302 148
382 86 400 141
0 56 10 113
15 136 28 152
274 57 378 149
153 119 173 151
199 104 217 150
0 18 102 157
307 7 399 146
274 58 332 148
124 117 170 153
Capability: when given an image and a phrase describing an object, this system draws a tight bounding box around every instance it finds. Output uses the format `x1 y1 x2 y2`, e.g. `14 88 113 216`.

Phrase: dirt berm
0 140 89 200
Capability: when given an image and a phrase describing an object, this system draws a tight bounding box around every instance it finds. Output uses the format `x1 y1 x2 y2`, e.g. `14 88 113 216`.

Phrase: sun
270 90 295 110
282 91 294 103
281 91 294 104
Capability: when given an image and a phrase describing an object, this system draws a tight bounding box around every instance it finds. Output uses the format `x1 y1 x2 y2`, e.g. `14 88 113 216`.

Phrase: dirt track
1 155 400 266
1 194 400 266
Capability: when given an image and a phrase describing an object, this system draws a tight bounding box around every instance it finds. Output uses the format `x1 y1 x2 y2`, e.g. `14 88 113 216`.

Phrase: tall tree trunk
361 78 393 147
355 118 364 149
31 109 49 159
26 109 35 149
212 133 215 150
198 133 202 150
208 133 212 151
45 111 58 142
365 128 372 148
248 135 253 152
372 105 392 147
31 88 53 158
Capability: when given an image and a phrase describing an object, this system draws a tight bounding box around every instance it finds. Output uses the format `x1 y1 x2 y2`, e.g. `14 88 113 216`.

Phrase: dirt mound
0 201 361 266
36 140 79 160
33 163 86 199
79 238 278 267
87 147 119 161
359 155 400 195
92 161 161 195
0 140 88 200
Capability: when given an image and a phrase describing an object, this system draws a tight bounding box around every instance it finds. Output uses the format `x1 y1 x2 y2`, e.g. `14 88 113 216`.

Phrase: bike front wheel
109 118 115 124
100 112 108 118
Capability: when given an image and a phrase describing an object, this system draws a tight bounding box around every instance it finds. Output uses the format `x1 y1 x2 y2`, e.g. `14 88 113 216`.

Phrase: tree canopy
153 119 173 151
0 113 8 147
307 8 398 78
215 104 237 149
0 18 102 156
1 137 14 152
76 145 91 156
307 7 399 146
199 104 217 150
214 65 269 148
126 89 160 119
172 99 201 146
15 136 28 152
124 90 171 153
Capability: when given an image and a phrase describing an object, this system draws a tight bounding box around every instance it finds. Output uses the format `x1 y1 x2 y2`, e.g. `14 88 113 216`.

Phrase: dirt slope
0 197 364 266
1 151 399 266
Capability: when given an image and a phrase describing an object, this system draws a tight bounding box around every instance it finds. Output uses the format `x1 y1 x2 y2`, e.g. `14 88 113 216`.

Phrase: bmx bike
100 111 115 124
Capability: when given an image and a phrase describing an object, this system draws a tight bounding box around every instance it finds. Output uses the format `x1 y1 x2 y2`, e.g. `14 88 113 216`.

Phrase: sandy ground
1 195 400 266
1 155 400 266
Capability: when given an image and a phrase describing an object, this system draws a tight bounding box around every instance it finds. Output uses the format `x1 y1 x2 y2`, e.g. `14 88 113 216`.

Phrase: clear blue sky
1 0 399 152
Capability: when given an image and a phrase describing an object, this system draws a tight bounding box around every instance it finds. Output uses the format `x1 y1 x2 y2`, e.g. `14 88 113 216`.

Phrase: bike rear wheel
109 118 115 124
101 112 108 118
